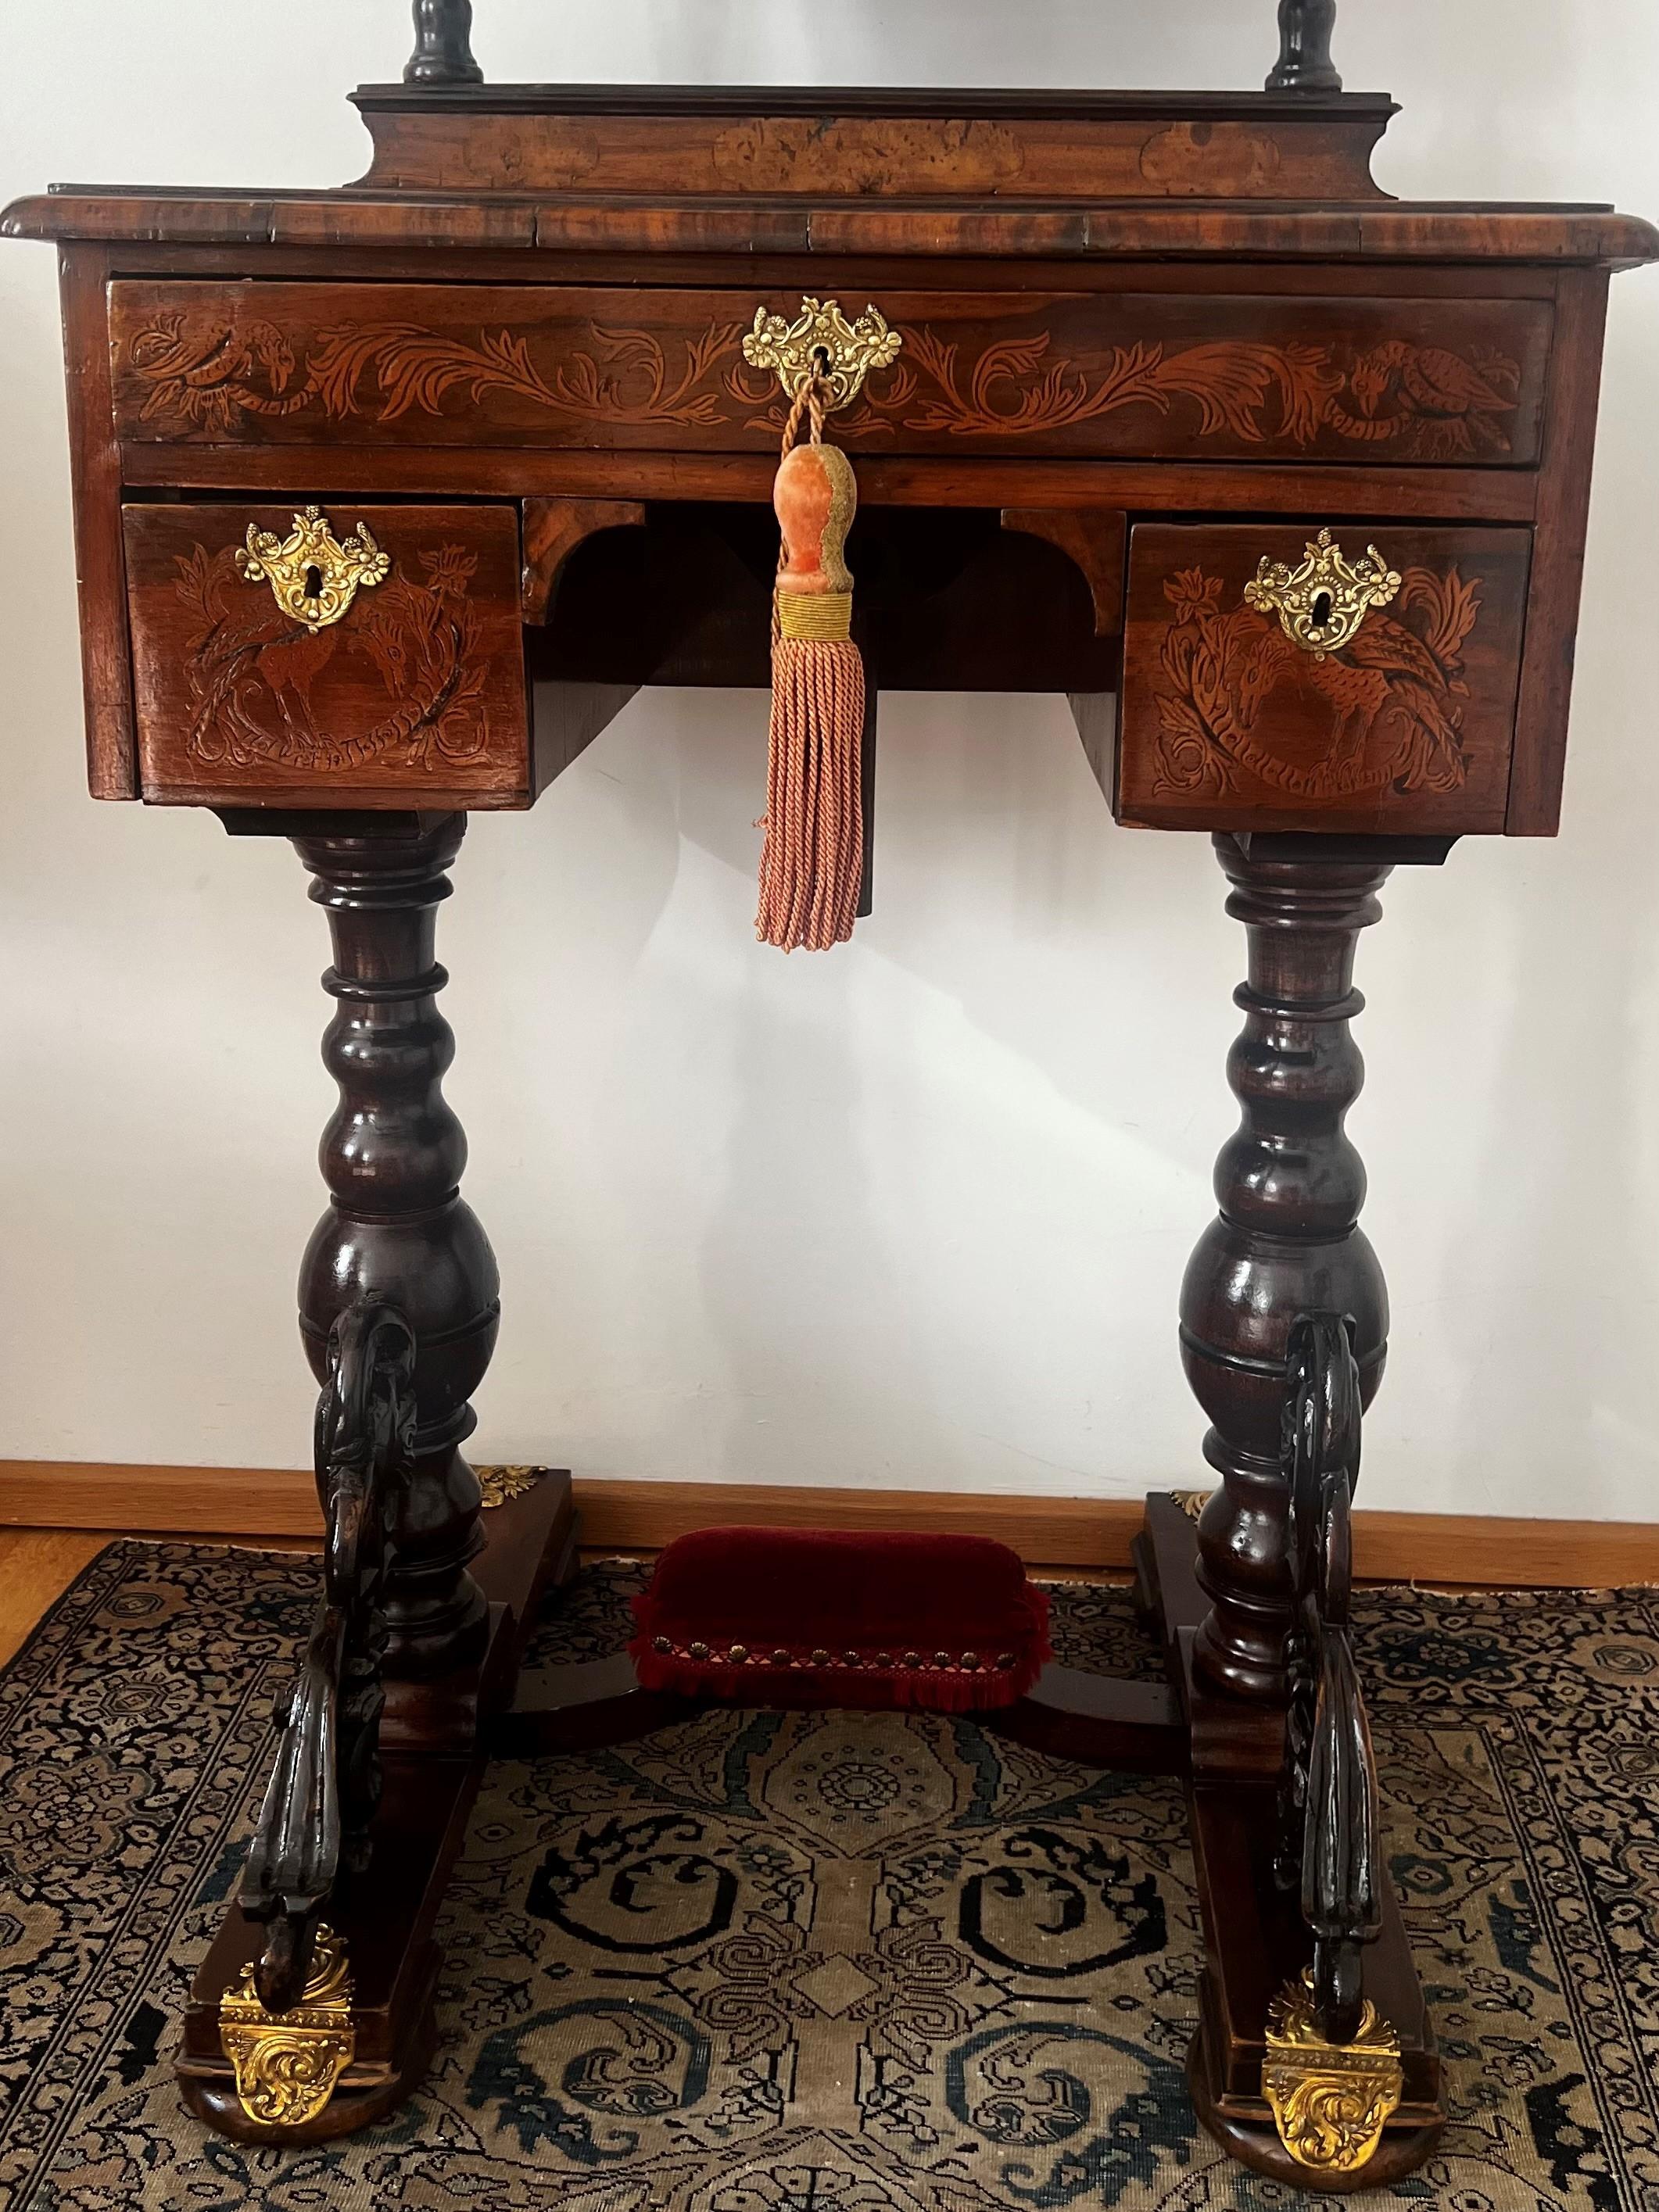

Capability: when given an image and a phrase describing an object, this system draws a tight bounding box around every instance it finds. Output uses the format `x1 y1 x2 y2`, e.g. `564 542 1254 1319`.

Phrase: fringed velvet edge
628 1580 1052 1713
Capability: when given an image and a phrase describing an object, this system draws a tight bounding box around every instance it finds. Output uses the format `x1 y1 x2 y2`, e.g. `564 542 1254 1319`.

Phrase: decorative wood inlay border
1 1463 1654 1591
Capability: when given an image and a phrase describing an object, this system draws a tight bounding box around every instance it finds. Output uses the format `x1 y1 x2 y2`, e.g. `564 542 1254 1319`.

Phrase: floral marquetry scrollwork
129 311 746 435
121 295 1528 464
895 330 1522 458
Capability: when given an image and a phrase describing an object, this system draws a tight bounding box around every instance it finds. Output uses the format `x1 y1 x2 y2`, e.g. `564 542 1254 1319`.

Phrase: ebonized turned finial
405 0 483 87
1267 0 1342 94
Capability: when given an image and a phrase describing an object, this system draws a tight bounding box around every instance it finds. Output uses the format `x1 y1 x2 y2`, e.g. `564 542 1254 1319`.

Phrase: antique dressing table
7 0 1654 2188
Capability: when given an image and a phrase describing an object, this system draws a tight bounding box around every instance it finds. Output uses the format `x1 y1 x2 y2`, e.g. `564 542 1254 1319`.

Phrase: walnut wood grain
1507 267 1613 835
1001 508 1127 635
349 84 1396 202
58 249 134 797
1118 523 1532 834
109 281 1553 467
114 444 1542 524
123 503 530 808
10 191 1656 268
521 496 645 622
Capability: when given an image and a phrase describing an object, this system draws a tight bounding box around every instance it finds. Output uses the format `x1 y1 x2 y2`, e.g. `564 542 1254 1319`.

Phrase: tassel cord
756 367 865 954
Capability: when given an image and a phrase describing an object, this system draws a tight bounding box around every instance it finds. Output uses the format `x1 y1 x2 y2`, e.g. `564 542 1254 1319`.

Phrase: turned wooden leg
1185 835 1390 1706
293 814 495 1680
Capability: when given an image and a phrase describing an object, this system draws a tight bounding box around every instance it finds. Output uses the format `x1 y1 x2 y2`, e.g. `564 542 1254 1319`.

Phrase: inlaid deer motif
1153 563 1483 801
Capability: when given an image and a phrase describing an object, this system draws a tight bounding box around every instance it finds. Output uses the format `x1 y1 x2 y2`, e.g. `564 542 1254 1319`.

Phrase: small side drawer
1117 523 1532 834
123 502 529 807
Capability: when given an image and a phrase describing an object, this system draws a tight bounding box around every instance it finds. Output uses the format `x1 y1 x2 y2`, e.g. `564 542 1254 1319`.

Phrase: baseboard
1 1459 1655 1589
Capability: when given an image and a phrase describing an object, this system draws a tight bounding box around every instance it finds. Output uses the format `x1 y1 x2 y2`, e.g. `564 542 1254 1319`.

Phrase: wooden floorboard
2 1463 1657 1591
5 1492 1658 1693
0 1530 111 1668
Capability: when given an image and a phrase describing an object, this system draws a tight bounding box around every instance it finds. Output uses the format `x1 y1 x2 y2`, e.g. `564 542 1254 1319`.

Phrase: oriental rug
0 1540 1654 2210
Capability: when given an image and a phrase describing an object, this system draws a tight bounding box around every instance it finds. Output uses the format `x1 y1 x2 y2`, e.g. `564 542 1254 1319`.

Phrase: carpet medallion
0 1543 1655 2209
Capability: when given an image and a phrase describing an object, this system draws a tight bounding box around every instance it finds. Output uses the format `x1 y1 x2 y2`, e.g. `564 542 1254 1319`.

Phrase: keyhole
303 564 324 600
1310 589 1335 629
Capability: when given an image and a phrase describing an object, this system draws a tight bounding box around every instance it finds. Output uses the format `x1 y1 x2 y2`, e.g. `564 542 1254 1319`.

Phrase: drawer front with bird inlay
108 281 1553 466
123 501 530 809
1116 522 1533 833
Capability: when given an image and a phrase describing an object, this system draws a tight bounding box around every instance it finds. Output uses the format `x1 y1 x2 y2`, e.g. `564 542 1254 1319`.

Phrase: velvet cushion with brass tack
628 1527 1052 1710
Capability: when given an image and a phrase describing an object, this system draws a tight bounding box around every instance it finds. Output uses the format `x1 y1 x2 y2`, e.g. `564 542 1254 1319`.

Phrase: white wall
2 3 1656 1520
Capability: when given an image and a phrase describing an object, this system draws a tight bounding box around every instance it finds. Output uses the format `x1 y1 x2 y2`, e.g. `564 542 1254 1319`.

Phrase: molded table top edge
5 191 1657 267
343 82 1405 122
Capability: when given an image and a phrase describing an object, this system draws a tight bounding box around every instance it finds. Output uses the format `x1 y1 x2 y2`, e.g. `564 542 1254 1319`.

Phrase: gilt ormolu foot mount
5 0 1653 2186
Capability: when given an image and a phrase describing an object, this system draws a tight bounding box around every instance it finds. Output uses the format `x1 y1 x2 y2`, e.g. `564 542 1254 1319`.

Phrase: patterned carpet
0 1541 1656 2210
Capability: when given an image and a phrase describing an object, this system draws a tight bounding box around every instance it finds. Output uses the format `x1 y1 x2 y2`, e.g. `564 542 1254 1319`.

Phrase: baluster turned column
292 813 496 1679
1267 0 1342 93
405 0 483 86
1184 835 1390 1704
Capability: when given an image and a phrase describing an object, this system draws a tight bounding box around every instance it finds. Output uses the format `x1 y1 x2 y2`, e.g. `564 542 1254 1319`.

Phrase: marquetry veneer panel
123 501 530 808
1117 522 1532 833
109 281 1553 466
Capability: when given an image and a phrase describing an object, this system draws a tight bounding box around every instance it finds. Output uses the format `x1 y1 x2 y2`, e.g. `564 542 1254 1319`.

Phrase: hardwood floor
0 1530 111 1666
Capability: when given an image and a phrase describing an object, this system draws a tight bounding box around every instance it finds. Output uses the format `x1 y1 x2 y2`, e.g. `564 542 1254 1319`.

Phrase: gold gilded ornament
475 1464 549 1509
236 505 391 633
743 296 904 412
1169 1490 1213 1523
219 1923 355 2128
1262 1970 1405 2176
1244 528 1401 660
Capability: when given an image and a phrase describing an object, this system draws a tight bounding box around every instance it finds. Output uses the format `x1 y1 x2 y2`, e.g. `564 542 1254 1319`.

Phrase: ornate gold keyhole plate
236 505 392 633
1244 528 1401 659
743 296 905 411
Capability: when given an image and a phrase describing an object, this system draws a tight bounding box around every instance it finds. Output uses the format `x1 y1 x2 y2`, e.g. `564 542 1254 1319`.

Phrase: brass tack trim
650 1639 1029 1676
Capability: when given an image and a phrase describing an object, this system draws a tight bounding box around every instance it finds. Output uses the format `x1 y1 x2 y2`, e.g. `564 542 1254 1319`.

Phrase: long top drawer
109 281 1553 465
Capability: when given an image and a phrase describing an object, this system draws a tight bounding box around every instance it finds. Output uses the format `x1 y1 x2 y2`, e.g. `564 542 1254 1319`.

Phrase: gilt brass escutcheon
1262 1970 1405 2177
219 1923 356 2128
1244 528 1401 660
743 296 905 411
236 505 392 634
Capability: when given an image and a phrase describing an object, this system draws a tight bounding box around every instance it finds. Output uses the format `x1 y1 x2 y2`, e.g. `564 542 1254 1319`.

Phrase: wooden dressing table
7 0 1652 2188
